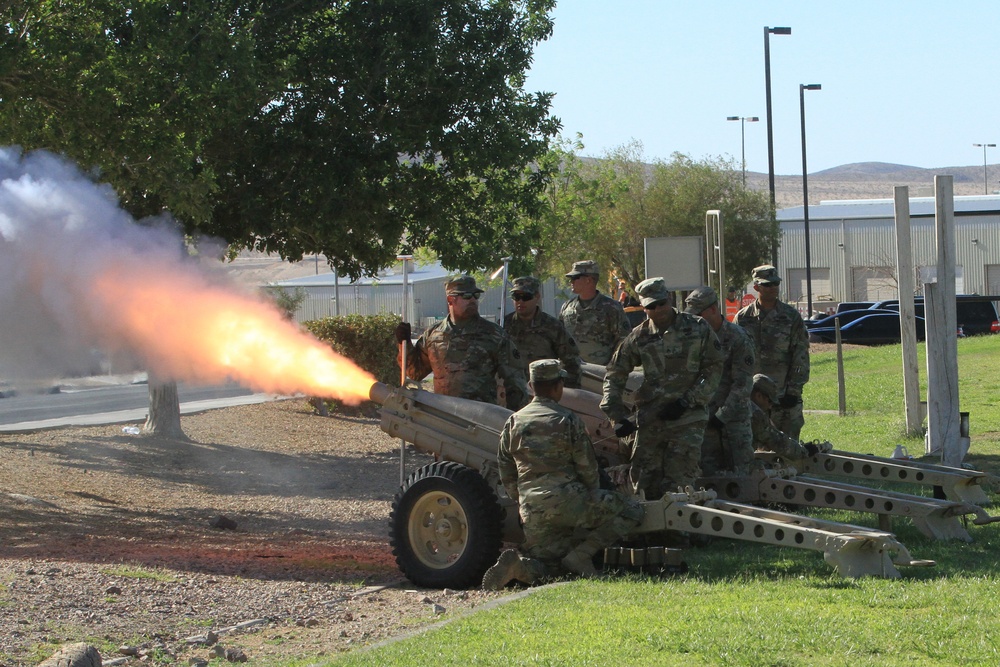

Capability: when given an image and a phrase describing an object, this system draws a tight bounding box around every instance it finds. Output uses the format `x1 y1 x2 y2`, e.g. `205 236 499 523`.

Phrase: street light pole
800 83 821 320
727 116 759 186
973 143 995 195
764 26 791 264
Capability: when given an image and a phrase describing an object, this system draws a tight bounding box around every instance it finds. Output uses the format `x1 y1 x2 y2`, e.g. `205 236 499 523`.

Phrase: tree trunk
144 376 186 438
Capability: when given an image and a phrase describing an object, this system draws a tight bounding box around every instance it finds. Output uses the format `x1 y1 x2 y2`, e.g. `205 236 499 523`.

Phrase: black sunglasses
511 293 535 302
644 300 669 311
455 292 480 300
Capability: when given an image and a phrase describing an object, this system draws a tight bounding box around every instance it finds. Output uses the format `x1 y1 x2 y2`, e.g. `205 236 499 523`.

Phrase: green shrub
303 313 401 386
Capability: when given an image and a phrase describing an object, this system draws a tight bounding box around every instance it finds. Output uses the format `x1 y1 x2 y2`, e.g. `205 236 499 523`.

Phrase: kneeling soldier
483 359 644 589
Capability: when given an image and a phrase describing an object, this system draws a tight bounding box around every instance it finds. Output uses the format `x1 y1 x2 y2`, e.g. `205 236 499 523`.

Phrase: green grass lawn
320 336 1000 667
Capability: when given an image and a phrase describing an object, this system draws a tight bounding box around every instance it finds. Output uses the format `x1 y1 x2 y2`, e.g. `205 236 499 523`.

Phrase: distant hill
748 161 994 208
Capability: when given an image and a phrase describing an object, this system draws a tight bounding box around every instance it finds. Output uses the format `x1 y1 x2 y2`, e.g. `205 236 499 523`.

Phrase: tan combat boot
482 549 538 590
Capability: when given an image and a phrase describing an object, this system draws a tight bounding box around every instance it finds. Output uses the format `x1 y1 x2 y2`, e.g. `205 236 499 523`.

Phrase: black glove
709 414 725 431
658 399 688 421
614 419 637 438
394 321 412 344
778 393 801 409
804 442 820 457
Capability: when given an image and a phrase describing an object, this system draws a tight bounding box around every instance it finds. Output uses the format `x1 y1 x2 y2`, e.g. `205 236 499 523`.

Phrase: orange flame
89 259 375 403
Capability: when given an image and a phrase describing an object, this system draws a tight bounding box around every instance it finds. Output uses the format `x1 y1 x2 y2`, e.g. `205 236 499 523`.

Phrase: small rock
188 659 209 667
432 604 446 615
209 515 238 530
224 647 248 663
106 585 123 595
119 645 140 656
419 595 434 604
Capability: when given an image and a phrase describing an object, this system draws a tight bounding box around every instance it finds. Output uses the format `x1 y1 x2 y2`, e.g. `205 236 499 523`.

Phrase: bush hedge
303 313 402 387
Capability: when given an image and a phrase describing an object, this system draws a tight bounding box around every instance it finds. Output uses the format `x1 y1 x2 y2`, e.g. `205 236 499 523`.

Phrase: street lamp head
727 116 740 121
767 26 792 35
747 117 760 122
801 83 822 91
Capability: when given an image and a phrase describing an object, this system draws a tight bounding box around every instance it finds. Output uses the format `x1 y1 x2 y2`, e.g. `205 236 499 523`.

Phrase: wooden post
925 176 961 464
893 186 921 435
835 317 846 416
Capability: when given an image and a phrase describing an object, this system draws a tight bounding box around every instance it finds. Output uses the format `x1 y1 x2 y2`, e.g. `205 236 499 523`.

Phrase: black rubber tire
389 461 504 589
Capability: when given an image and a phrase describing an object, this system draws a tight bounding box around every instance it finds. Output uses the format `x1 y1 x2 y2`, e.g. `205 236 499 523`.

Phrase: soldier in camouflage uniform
749 374 821 461
503 276 583 388
483 359 644 589
684 286 758 476
559 260 631 365
601 278 724 500
395 275 529 411
734 265 810 439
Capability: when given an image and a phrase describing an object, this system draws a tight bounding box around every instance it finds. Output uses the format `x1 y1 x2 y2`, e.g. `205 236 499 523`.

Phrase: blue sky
524 1 1000 175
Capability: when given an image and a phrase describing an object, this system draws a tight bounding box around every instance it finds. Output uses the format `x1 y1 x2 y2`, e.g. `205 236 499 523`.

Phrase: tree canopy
533 138 778 293
0 0 560 279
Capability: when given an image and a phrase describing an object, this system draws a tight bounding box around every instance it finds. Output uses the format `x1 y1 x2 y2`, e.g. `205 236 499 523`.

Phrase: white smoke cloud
0 146 235 385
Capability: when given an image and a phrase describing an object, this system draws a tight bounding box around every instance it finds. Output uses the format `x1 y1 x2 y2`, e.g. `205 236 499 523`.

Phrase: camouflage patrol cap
635 277 670 307
752 373 779 403
684 286 718 315
565 260 599 278
529 359 568 383
445 275 484 296
752 264 782 286
510 276 541 296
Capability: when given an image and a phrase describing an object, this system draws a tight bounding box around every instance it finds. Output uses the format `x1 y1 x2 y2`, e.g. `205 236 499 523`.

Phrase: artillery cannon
561 384 997 541
578 362 999 530
370 382 933 588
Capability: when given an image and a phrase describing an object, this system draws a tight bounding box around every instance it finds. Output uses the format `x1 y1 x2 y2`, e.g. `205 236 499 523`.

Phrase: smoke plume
0 147 374 402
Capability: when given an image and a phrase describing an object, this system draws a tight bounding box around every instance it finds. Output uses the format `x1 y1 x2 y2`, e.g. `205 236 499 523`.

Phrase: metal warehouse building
776 195 1000 314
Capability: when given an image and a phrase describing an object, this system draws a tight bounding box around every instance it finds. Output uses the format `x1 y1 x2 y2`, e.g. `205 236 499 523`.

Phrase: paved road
0 379 275 432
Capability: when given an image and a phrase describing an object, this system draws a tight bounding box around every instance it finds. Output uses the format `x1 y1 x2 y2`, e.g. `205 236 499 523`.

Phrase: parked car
872 296 1000 337
805 308 898 330
808 312 928 346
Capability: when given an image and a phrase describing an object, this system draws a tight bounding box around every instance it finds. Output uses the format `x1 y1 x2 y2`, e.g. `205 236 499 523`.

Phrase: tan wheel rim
408 490 469 569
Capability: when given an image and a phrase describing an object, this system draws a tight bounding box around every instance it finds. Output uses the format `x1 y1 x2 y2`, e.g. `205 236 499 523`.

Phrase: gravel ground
0 398 508 666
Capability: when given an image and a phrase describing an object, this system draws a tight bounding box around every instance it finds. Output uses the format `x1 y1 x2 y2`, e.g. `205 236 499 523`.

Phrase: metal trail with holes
371 382 934 581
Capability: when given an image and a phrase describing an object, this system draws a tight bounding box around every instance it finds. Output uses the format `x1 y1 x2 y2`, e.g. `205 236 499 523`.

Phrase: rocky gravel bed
0 399 507 666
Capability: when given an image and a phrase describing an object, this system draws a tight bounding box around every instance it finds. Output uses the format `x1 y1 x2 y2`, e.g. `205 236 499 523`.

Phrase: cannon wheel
389 461 504 589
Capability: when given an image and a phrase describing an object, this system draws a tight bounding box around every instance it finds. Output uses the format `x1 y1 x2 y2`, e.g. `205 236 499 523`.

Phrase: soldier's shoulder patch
714 339 722 350
512 348 521 359
744 354 754 367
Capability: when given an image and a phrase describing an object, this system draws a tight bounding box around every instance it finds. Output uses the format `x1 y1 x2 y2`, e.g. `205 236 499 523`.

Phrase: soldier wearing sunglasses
395 275 529 410
502 276 583 388
601 277 724 500
559 260 631 365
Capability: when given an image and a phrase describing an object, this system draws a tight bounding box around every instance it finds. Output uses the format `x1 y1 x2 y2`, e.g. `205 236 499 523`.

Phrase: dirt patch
0 399 506 666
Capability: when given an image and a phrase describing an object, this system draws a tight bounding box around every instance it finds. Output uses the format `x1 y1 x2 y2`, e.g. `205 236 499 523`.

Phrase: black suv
873 296 1000 337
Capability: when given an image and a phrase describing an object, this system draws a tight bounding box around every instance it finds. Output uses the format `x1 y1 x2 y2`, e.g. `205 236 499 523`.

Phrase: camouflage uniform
497 389 642 570
559 293 630 365
701 319 757 475
404 315 529 411
560 260 630 365
750 400 809 461
734 266 810 439
602 279 724 499
503 277 583 388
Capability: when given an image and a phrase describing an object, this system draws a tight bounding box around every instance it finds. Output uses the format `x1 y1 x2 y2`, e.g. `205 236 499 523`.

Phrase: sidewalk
0 372 281 433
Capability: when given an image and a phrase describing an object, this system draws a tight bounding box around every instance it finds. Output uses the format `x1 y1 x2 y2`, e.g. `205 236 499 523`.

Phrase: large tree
1 0 559 277
536 139 777 293
1 0 559 434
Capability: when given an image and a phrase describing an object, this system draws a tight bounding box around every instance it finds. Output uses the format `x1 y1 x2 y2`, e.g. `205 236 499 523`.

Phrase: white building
266 261 566 329
776 195 1000 313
